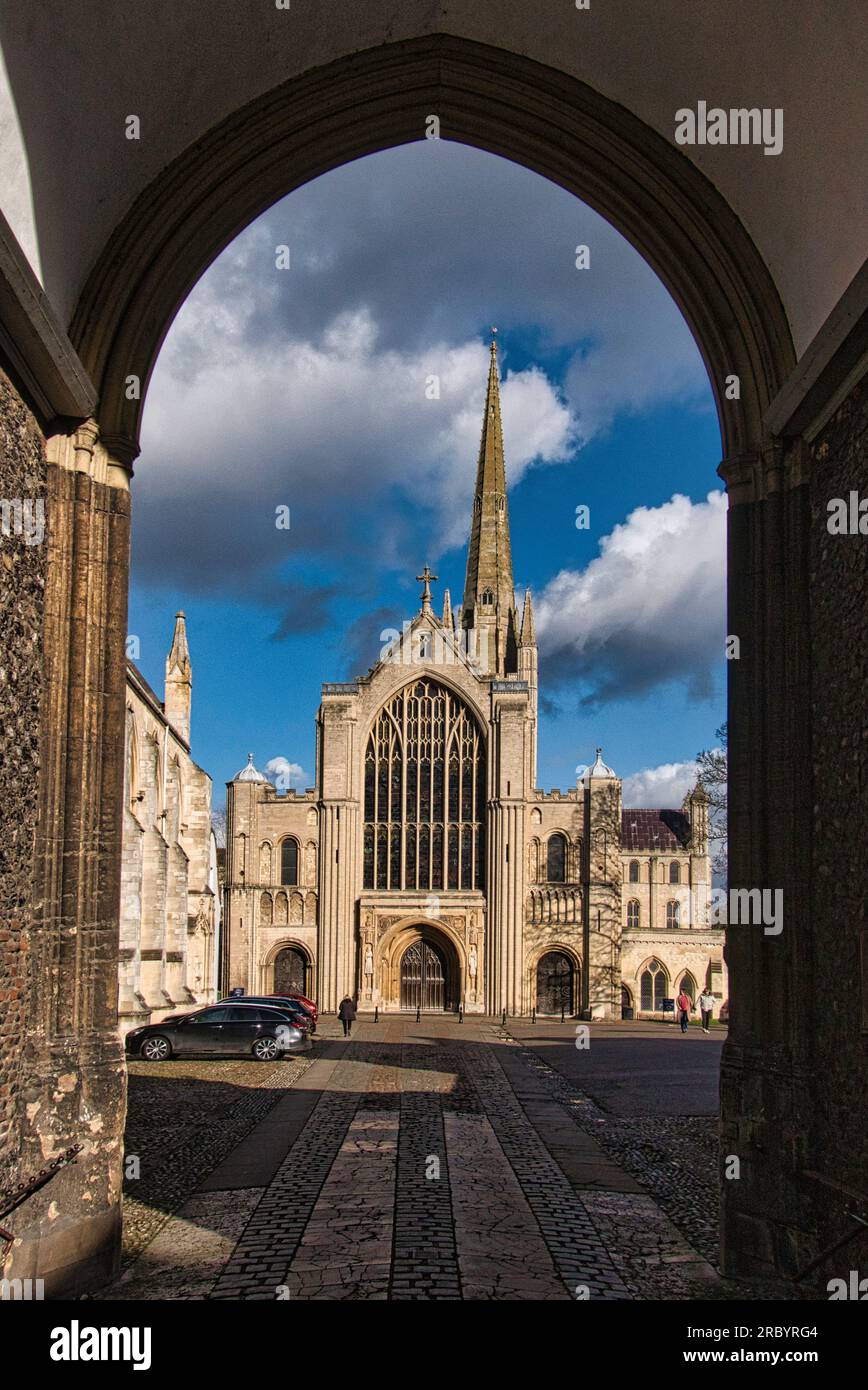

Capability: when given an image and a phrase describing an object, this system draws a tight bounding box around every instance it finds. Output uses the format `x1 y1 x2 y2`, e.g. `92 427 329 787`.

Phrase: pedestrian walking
677 987 692 1033
698 989 715 1033
338 995 357 1037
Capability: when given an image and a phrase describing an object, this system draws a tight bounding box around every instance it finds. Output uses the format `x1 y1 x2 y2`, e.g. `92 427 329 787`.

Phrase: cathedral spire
462 332 518 674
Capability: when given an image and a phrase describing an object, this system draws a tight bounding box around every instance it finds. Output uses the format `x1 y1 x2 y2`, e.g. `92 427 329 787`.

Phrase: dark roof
621 809 691 852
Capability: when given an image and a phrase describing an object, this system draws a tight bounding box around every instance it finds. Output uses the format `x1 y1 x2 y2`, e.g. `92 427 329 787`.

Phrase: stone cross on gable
416 565 438 610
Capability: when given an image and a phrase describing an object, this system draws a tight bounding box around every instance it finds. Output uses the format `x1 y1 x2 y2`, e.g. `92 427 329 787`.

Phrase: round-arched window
280 838 299 886
547 833 567 882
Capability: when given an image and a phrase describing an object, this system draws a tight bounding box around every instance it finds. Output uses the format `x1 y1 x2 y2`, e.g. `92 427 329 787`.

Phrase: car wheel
141 1035 171 1061
253 1036 280 1061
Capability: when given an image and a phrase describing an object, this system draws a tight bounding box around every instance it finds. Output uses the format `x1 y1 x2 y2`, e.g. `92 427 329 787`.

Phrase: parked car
218 994 316 1033
260 990 318 1021
125 1003 311 1061
271 990 318 1021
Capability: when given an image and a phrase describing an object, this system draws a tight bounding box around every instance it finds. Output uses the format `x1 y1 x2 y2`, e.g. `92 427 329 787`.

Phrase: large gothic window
363 679 485 891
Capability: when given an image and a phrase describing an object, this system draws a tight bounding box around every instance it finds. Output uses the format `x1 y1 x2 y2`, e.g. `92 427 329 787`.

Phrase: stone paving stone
445 1111 569 1300
104 1016 746 1302
119 1053 314 1267
388 1034 462 1300
103 1188 263 1301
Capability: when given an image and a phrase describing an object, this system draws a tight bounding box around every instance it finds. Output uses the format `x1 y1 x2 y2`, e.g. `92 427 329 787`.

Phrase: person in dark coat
338 996 357 1037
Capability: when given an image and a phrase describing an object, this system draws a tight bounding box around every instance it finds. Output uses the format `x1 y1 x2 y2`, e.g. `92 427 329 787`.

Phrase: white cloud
264 757 310 791
535 490 727 704
622 758 699 808
139 309 577 580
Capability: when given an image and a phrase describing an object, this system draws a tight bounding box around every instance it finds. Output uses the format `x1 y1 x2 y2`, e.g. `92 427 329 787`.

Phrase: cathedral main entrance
399 939 446 1011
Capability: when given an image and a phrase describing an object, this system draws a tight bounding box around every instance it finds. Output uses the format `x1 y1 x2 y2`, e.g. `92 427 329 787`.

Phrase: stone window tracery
363 679 485 891
641 959 667 1010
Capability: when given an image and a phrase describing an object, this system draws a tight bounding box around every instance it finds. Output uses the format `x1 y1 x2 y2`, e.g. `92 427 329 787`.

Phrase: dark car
125 1003 312 1062
220 994 316 1033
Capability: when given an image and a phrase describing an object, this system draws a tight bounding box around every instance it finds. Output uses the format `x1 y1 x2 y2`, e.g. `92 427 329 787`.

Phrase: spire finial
416 564 438 611
490 326 498 354
247 752 254 765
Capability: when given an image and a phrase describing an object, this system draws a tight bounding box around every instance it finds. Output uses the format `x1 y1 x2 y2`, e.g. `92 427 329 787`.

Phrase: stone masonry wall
808 374 868 1277
0 367 46 1176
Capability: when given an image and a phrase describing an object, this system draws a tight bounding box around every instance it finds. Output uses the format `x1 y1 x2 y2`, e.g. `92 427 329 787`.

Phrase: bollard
501 1009 506 1026
416 1005 421 1023
532 1007 536 1024
561 1005 565 1022
374 1005 379 1023
458 1006 464 1023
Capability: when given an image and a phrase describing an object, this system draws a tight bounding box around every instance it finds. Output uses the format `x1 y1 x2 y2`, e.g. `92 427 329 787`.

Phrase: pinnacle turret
519 588 536 645
164 610 192 744
442 588 453 630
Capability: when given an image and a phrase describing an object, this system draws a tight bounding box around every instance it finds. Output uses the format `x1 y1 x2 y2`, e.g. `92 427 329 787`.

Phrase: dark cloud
132 143 706 607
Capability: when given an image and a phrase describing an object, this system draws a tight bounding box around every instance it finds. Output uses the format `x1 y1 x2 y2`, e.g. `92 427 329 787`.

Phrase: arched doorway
536 952 574 1015
273 946 308 996
399 939 447 1012
25 29 828 1297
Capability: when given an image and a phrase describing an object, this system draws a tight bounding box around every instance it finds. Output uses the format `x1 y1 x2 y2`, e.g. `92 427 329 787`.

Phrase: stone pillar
6 420 130 1295
316 690 359 1012
719 441 816 1280
582 761 623 1020
485 687 528 1015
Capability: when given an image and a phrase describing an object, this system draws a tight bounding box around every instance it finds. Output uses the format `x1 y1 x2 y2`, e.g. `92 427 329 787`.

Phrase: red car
263 992 317 1022
221 994 317 1032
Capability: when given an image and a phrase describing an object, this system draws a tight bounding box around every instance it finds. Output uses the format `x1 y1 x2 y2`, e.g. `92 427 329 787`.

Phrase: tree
696 723 727 880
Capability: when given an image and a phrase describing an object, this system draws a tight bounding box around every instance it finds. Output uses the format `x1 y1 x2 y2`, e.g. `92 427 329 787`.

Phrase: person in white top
698 991 715 1033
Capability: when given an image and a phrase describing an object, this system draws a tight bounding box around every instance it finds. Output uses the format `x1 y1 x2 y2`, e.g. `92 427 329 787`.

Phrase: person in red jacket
677 988 692 1033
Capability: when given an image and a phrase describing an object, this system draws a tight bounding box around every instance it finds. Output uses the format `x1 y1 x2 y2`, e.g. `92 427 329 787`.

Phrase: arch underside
69 34 794 466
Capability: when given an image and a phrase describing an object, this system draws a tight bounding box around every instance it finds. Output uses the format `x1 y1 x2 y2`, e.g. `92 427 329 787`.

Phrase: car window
226 1007 262 1022
191 1007 232 1023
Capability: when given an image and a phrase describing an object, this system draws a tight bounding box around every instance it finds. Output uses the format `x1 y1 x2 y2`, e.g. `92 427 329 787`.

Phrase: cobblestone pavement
103 1017 773 1302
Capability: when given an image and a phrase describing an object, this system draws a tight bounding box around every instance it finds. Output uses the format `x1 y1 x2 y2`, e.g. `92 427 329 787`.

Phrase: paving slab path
104 1017 724 1302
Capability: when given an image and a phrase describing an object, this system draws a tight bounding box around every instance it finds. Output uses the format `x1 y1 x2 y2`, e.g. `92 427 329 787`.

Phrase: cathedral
224 340 726 1018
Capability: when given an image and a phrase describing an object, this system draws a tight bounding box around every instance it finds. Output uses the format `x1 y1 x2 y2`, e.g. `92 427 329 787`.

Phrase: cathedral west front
224 340 726 1019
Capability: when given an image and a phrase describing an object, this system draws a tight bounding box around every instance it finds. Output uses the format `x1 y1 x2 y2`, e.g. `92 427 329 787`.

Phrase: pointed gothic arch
363 677 486 892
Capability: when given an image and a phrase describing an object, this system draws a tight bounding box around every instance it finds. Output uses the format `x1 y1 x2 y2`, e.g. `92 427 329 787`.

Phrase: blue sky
128 141 726 811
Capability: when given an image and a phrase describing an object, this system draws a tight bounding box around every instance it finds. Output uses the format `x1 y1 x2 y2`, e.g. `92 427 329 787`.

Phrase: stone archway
378 919 463 1013
70 35 792 469
13 30 853 1297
